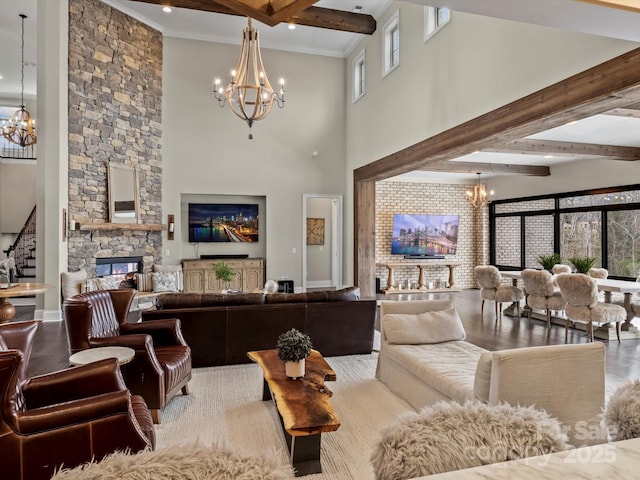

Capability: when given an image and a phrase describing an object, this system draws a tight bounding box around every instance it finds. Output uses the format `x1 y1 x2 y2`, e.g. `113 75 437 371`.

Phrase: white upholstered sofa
376 299 606 446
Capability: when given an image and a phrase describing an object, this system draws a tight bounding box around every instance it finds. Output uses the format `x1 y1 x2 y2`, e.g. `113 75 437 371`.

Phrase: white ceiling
2 0 640 182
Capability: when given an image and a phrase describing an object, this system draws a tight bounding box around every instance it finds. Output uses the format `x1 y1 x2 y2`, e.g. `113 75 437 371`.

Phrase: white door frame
302 194 343 291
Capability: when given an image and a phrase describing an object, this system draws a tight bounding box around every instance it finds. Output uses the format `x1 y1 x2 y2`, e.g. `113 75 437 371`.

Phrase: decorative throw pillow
371 401 569 480
135 273 154 292
153 265 184 292
50 444 294 480
473 351 493 402
83 278 100 293
383 308 466 344
152 272 179 293
60 269 88 300
96 276 119 290
602 380 640 441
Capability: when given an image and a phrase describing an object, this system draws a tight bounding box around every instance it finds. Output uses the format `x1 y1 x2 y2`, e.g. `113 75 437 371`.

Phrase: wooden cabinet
182 258 265 293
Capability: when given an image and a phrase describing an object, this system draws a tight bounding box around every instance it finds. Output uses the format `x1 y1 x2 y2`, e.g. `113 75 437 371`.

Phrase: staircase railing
3 205 36 277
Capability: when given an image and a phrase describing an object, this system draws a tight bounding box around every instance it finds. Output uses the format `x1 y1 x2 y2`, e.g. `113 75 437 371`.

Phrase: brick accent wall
375 181 489 290
67 0 162 275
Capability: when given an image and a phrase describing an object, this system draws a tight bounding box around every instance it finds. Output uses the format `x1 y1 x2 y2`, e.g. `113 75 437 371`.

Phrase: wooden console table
377 262 461 294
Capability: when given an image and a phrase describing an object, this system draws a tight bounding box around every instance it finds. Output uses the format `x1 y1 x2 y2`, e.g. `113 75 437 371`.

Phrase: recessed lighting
288 23 296 30
0 75 3 80
163 6 172 13
352 5 363 13
565 120 578 126
544 155 554 159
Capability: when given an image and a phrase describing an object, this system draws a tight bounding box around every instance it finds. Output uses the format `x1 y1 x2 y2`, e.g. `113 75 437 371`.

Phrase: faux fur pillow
383 308 466 344
371 401 569 480
602 380 640 441
51 444 294 480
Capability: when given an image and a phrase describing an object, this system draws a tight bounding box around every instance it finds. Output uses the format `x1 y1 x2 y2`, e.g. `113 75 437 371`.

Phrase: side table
69 346 135 366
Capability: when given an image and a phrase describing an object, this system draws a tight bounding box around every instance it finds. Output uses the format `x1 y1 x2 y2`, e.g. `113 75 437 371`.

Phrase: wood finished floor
14 289 640 391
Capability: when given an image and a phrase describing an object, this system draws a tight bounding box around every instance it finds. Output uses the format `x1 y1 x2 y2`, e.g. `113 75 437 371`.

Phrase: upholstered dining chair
63 288 192 423
588 267 609 279
555 273 626 343
0 351 155 480
521 269 566 328
551 264 572 275
474 266 524 320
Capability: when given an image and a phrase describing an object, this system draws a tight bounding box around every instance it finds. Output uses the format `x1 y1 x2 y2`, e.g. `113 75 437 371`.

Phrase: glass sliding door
607 209 640 277
560 211 602 267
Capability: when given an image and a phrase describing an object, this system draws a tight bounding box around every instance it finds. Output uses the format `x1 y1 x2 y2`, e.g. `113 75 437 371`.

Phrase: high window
491 185 640 279
424 6 451 42
353 49 366 102
382 10 400 76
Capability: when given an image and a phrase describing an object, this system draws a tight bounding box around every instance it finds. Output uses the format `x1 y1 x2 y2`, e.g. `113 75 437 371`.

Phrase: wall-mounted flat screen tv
188 203 259 243
391 214 459 256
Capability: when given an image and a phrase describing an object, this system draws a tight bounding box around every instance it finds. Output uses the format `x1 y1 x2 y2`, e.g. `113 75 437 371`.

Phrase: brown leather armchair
0 320 39 381
0 350 155 480
63 289 192 422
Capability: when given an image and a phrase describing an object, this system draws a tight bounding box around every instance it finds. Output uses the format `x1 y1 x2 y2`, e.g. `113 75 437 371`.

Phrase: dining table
0 282 53 323
500 270 640 329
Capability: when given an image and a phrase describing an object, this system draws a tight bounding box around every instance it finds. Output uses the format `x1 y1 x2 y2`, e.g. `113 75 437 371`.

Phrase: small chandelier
466 173 494 208
213 18 285 139
1 14 37 147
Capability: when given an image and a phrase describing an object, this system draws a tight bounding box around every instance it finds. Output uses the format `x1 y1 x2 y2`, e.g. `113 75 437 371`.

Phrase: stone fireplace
96 256 143 280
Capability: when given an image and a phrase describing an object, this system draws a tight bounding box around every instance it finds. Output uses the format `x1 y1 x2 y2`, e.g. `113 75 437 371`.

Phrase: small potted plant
568 256 596 274
276 328 313 380
214 261 235 292
537 253 561 271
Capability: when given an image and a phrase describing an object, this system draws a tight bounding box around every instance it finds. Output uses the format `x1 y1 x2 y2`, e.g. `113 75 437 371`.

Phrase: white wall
0 162 36 233
343 1 639 285
161 37 346 286
489 159 640 200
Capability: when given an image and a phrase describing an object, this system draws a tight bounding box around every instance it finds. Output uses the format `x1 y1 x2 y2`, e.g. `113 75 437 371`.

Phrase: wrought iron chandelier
1 14 37 147
213 18 285 139
466 173 494 208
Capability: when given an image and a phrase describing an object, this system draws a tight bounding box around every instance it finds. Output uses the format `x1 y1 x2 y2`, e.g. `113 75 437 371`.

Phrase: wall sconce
167 214 175 240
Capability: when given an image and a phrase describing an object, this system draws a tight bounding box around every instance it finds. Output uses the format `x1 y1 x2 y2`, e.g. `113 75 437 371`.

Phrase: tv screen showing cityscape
391 214 459 256
188 203 259 243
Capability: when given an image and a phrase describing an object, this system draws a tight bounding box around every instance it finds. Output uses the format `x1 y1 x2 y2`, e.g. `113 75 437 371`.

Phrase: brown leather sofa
0 321 155 480
63 289 192 423
142 287 376 367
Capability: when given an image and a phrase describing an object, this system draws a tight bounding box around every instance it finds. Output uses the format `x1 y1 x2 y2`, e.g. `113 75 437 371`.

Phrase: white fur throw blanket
371 401 569 480
51 444 294 480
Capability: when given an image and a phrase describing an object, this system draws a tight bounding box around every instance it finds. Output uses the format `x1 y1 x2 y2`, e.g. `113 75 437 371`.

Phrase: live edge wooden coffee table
247 349 340 476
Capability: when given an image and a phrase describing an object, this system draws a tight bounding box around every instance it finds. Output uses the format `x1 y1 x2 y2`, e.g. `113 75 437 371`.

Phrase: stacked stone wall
67 0 162 275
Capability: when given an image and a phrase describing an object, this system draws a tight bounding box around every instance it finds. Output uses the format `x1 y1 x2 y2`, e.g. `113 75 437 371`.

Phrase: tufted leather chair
0 320 39 381
0 351 155 480
63 289 192 423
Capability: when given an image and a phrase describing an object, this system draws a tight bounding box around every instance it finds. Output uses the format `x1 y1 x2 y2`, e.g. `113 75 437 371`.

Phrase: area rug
155 352 413 480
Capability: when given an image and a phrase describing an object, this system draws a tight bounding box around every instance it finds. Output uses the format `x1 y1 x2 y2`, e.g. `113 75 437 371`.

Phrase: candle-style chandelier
1 14 37 148
213 18 285 139
466 173 494 208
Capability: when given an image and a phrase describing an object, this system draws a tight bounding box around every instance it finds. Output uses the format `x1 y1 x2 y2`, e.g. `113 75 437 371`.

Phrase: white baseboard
306 280 333 288
36 309 62 322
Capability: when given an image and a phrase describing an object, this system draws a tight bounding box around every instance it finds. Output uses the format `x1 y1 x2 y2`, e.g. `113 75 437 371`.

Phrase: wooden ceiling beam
131 0 376 34
487 139 640 160
420 161 550 176
211 0 280 26
354 47 640 182
269 0 318 25
290 6 376 34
